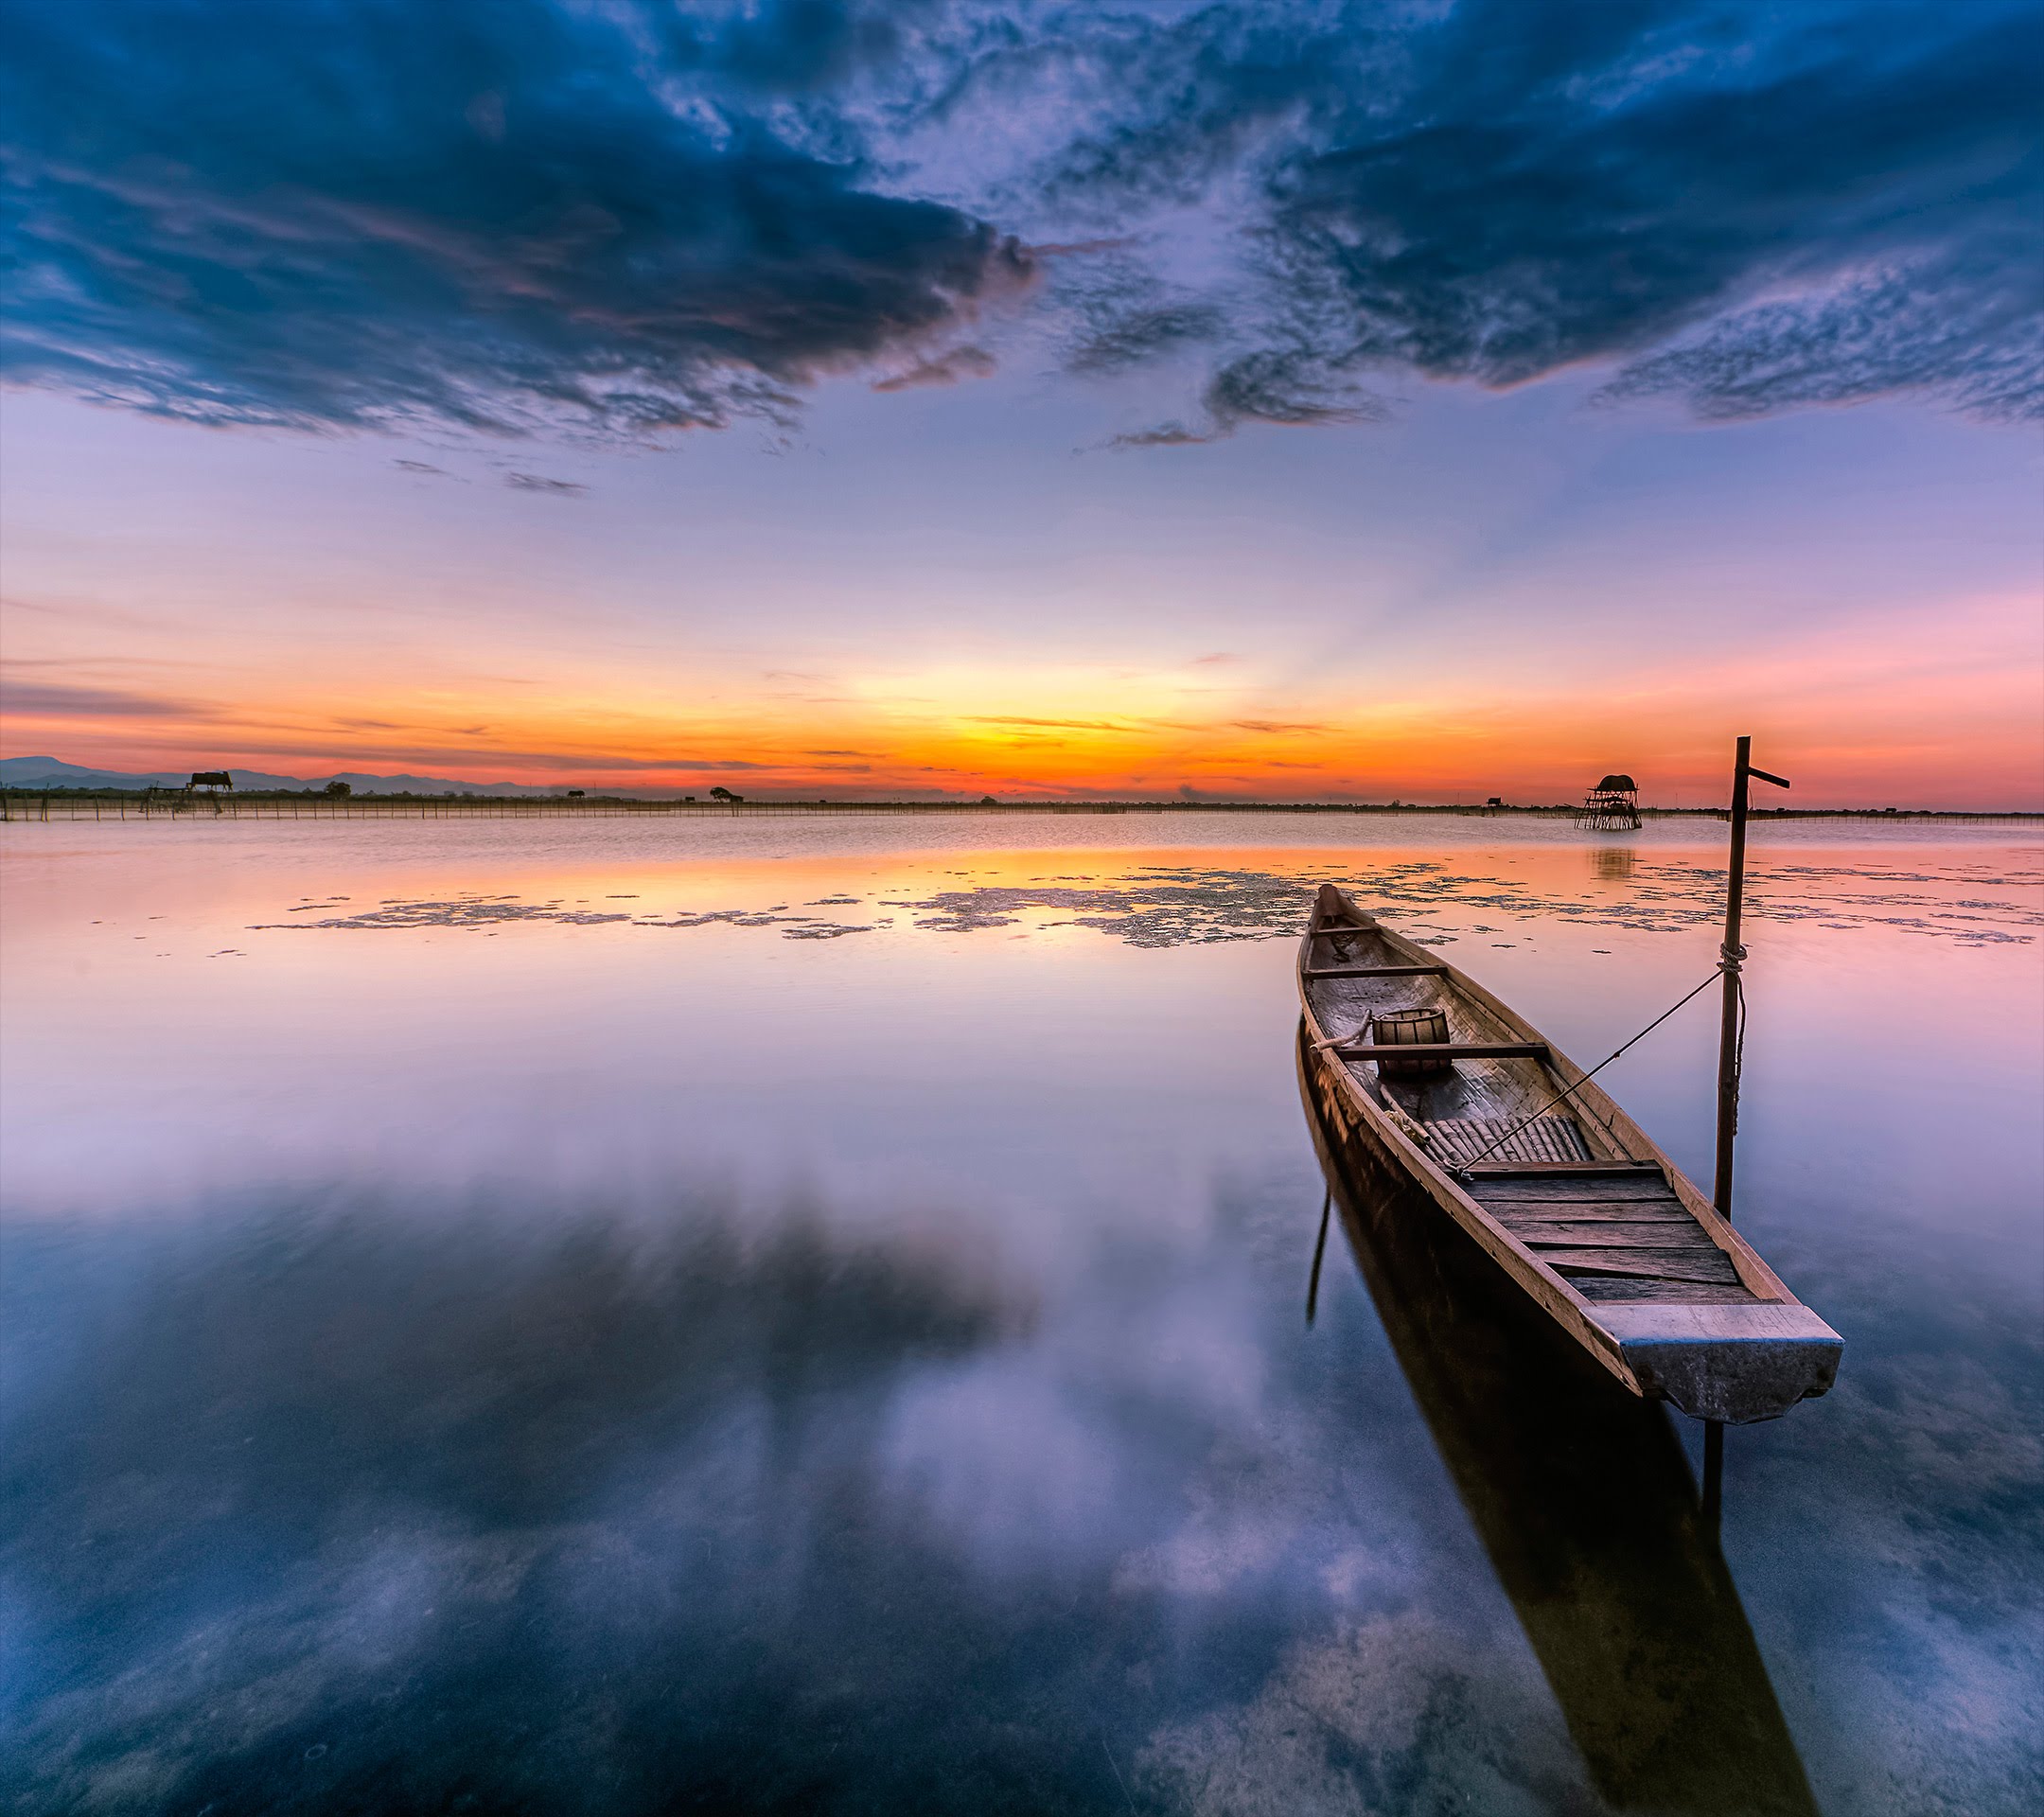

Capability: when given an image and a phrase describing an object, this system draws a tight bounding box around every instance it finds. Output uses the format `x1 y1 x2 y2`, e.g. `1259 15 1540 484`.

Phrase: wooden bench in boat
1458 1160 1663 1175
1332 1041 1549 1062
1303 963 1449 979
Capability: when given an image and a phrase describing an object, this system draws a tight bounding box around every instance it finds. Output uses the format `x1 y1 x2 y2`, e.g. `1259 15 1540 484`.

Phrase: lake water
3 815 2039 1815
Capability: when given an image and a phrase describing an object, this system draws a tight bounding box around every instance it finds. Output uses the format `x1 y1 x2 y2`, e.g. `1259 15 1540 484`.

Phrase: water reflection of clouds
5 1173 2037 1812
4 1176 1613 1813
4 1202 1030 1809
1740 1294 2044 1812
7 825 2040 1814
1142 1612 1597 1817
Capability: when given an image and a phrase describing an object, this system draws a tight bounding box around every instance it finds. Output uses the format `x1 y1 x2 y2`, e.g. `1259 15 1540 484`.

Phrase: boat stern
1595 1304 1843 1424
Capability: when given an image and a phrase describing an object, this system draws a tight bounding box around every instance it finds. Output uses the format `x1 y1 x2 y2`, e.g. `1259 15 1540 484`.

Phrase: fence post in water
1706 734 1790 1531
1714 736 1790 1222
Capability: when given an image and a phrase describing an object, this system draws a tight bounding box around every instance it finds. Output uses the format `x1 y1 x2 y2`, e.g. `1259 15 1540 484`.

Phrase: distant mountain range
0 756 596 796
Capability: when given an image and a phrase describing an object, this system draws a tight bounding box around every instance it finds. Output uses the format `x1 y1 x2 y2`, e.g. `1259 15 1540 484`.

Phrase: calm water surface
3 816 2039 1814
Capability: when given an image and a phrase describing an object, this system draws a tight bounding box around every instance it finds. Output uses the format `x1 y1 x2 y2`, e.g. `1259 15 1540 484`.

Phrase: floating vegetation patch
250 858 2039 950
890 868 1317 946
631 908 804 930
885 857 2040 947
252 894 635 931
253 893 870 939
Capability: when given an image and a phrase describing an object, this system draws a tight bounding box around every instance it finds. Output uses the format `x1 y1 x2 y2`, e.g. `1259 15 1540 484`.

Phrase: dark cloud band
0 0 1030 436
1 0 2035 440
1013 0 2044 432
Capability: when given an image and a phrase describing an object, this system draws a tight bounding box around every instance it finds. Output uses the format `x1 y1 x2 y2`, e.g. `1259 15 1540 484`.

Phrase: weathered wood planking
1488 1201 1692 1218
1573 1277 1764 1305
1460 1161 1662 1175
1296 884 1841 1421
1426 1115 1592 1166
1515 1226 1728 1249
1543 1250 1745 1283
1467 1178 1683 1203
1336 1041 1551 1062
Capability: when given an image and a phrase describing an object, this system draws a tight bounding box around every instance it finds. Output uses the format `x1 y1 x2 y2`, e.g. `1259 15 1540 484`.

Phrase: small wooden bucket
1371 1006 1452 1078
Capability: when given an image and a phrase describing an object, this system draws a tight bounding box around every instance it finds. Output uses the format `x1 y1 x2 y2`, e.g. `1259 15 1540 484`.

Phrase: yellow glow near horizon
5 590 2039 806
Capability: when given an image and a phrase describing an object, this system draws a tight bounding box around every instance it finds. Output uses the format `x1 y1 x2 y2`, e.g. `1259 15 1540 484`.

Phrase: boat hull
1296 890 1841 1423
1296 1047 1823 1815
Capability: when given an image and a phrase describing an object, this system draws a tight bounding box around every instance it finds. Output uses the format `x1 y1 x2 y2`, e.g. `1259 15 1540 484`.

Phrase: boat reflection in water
1298 1027 1820 1817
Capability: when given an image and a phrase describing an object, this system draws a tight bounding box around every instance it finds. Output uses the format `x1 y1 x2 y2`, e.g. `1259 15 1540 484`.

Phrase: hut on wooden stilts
1577 773 1641 831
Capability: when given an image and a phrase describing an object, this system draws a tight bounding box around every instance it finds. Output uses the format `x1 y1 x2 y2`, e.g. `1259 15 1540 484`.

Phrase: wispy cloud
147 737 776 775
964 714 1129 732
871 345 997 392
1107 420 1212 450
0 675 218 720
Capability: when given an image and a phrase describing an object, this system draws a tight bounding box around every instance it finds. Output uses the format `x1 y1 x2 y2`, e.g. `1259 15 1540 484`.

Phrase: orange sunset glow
6 580 2037 805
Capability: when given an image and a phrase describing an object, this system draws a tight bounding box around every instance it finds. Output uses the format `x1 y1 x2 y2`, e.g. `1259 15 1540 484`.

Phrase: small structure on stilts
1576 773 1641 831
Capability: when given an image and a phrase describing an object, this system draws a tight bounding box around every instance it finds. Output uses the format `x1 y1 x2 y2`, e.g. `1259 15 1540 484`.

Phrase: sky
2 0 2039 806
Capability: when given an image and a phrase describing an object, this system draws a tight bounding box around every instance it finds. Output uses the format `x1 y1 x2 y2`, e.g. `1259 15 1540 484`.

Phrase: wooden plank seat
1537 1249 1743 1283
1566 1254 1761 1301
1569 1276 1764 1305
1506 1223 1726 1247
1333 1041 1549 1062
1458 1161 1663 1176
1302 963 1449 979
1464 1176 1682 1203
1488 1204 1697 1224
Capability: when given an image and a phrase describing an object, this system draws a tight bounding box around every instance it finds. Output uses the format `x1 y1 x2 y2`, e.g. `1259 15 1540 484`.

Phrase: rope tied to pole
1448 970 1722 1175
1718 961 1749 1144
1717 942 1747 1141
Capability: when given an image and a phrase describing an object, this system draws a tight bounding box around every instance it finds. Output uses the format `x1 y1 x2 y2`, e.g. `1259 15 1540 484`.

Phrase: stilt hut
1576 773 1640 831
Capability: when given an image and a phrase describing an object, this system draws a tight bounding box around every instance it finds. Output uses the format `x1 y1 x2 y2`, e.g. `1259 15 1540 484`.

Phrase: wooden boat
1296 1046 1820 1815
1297 884 1841 1424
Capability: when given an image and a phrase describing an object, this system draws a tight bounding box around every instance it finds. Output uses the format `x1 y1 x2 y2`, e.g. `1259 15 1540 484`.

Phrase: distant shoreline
4 790 2036 824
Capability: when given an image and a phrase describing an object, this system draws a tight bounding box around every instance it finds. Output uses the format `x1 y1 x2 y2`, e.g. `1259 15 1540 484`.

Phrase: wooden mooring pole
1704 735 1790 1531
